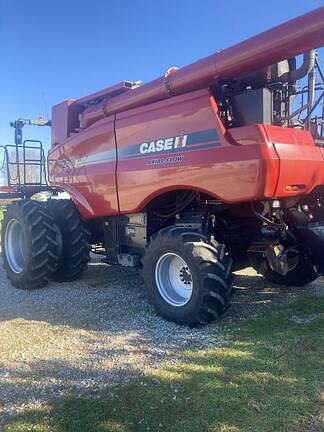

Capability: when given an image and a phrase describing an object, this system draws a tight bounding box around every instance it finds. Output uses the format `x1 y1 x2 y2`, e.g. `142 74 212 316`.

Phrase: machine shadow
2 302 323 431
0 258 312 331
0 256 322 427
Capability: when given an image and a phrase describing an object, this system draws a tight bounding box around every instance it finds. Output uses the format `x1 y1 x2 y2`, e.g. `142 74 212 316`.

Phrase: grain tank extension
1 7 324 325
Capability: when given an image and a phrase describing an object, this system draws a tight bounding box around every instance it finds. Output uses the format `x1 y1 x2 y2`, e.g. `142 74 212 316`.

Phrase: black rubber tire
46 199 90 282
143 226 234 326
258 254 319 286
1 200 60 289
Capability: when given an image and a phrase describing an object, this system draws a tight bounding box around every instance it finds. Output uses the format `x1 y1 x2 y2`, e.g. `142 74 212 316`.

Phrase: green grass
3 295 324 432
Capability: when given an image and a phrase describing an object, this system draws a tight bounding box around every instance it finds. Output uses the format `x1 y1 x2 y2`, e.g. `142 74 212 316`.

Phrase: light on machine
285 184 306 192
272 200 281 208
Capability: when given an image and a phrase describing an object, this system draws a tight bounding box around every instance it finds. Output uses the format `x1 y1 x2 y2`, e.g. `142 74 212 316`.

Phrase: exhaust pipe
281 50 316 82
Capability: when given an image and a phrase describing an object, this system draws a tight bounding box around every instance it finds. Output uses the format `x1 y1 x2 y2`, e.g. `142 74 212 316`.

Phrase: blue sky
0 0 323 150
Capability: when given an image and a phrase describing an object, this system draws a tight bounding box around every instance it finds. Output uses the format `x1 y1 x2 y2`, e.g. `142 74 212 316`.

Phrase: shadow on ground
2 294 324 432
0 258 317 331
0 257 323 429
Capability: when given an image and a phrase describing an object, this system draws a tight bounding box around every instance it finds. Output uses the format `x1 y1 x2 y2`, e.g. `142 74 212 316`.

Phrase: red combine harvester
1 8 324 325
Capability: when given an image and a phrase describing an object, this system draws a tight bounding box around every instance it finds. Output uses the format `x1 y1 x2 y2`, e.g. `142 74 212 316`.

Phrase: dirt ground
0 256 323 423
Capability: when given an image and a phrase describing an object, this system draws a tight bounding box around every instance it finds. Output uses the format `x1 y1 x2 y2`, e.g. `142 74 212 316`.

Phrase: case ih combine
1 8 324 325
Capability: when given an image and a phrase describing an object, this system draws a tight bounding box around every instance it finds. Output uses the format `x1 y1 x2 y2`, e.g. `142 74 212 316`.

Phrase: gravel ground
0 255 323 423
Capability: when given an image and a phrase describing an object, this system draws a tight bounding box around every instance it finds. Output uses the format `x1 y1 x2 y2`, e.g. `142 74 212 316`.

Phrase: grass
2 294 324 432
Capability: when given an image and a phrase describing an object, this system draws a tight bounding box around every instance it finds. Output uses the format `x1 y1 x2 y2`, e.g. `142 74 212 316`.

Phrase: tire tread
46 199 90 282
143 226 234 326
1 200 60 289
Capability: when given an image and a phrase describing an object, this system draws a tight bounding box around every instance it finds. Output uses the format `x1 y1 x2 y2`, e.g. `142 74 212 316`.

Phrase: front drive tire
46 199 90 282
1 200 60 289
143 227 234 326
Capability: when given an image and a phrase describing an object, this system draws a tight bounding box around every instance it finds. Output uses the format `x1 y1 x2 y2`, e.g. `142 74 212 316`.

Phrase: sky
0 0 323 151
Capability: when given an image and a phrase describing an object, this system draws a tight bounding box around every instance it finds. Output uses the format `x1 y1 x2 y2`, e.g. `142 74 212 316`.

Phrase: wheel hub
155 253 193 307
4 219 27 274
179 266 192 284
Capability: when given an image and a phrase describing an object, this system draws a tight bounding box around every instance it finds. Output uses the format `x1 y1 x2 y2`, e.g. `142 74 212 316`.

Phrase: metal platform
0 139 59 200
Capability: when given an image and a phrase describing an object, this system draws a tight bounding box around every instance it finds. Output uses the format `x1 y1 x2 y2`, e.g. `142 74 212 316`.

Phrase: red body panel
116 90 269 213
48 91 324 219
264 126 324 196
47 7 324 218
48 116 119 218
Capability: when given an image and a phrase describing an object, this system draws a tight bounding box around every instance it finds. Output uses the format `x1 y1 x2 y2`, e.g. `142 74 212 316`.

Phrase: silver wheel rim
4 219 27 274
155 252 193 307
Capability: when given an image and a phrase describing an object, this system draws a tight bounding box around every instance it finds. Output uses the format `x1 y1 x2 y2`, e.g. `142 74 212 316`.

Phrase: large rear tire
1 200 60 289
46 199 90 282
143 226 234 326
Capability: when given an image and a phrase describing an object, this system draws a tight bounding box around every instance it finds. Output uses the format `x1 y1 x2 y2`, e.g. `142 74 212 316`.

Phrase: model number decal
148 155 184 165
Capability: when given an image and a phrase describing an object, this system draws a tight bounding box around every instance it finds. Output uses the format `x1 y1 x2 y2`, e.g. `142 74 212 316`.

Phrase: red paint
48 116 119 218
49 91 324 219
51 99 79 146
48 8 324 219
260 125 324 196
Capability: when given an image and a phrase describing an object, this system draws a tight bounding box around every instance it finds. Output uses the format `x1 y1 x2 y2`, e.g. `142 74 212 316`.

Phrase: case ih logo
139 135 188 154
55 128 220 169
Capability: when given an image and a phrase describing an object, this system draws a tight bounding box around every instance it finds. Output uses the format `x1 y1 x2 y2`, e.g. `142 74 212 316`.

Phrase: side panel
48 116 119 218
48 89 324 220
262 126 324 197
115 89 268 213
